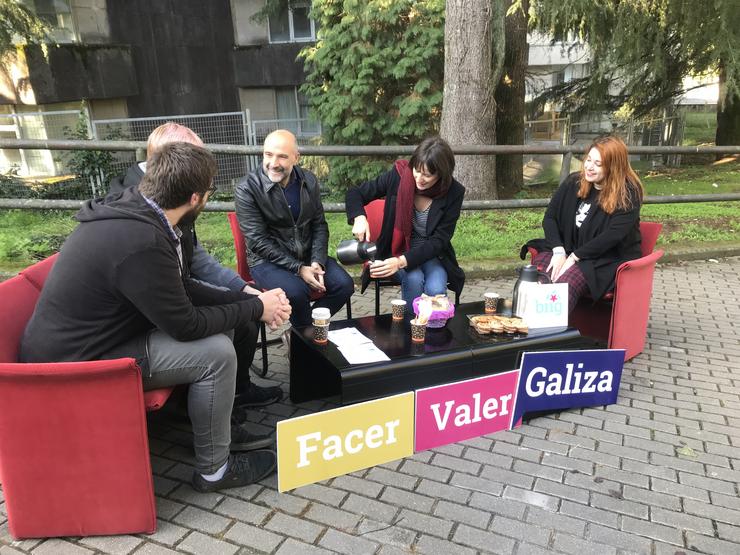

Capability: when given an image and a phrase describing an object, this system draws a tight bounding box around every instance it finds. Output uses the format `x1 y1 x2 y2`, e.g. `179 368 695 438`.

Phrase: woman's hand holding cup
369 257 401 279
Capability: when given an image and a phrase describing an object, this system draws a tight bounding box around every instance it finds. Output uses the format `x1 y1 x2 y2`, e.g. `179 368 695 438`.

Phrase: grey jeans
143 330 236 474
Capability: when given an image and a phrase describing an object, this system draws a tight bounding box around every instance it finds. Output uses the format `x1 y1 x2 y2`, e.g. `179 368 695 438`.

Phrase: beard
180 198 206 225
264 163 288 184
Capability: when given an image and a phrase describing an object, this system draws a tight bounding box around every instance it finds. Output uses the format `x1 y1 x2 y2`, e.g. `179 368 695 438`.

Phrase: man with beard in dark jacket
109 122 282 409
21 143 291 492
235 129 354 327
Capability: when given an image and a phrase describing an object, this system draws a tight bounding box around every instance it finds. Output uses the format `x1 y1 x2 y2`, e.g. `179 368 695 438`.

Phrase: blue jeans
396 258 448 304
251 257 354 327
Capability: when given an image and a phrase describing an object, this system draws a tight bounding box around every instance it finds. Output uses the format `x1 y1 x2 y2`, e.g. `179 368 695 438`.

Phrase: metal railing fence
92 112 252 193
2 138 736 156
0 139 737 211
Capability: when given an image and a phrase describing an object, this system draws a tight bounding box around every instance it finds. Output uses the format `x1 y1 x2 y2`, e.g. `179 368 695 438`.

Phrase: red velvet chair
529 221 664 361
364 199 460 316
227 212 353 370
227 212 272 377
0 254 171 539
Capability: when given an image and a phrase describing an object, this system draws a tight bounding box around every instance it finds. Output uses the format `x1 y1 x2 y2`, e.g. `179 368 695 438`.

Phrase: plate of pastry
468 314 528 335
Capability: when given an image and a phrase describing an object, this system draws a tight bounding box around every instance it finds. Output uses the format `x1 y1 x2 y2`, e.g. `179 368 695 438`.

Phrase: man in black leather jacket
235 130 354 327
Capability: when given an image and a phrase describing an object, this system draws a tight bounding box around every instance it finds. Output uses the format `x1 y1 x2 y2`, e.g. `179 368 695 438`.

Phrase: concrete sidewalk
1 257 739 555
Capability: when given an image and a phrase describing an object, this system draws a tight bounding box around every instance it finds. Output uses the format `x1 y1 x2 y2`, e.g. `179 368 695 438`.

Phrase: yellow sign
277 392 415 491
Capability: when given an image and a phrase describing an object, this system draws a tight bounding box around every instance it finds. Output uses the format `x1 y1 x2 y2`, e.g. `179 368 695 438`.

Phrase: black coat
345 168 465 295
235 166 329 273
522 172 642 299
108 163 196 276
19 187 263 373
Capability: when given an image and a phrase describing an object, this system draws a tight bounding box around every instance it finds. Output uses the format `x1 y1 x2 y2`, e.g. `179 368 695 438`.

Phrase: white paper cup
484 292 500 313
391 299 406 320
311 307 331 325
312 307 331 343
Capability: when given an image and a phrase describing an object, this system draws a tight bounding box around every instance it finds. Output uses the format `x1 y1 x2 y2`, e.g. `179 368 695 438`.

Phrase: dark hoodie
19 187 263 374
109 162 195 272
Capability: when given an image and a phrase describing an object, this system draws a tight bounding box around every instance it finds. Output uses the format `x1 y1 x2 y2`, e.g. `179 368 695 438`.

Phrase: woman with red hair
522 135 645 313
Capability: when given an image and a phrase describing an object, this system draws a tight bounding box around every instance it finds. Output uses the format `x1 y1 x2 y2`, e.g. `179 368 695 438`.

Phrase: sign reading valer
414 370 519 452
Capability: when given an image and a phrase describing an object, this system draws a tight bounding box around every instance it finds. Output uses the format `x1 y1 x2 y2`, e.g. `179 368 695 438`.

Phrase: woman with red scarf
345 136 465 304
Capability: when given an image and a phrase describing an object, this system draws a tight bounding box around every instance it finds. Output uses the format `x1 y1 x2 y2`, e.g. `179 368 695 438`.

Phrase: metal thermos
336 239 377 265
512 264 550 316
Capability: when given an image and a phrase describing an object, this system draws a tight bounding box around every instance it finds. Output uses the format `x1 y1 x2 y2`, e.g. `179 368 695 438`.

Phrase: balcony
19 44 138 104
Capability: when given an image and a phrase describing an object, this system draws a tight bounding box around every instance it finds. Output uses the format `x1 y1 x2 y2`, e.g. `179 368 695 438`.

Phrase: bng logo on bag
535 289 564 316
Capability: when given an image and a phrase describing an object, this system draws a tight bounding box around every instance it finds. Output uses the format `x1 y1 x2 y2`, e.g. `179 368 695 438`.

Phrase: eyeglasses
205 183 218 197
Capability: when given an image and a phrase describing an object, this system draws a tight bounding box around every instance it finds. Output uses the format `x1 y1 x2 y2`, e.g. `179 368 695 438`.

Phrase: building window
275 87 320 135
20 0 77 43
1 102 87 178
553 69 566 86
269 2 316 43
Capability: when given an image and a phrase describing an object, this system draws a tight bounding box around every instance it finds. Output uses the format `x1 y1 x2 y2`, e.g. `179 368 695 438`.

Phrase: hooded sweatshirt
108 162 195 274
19 187 263 373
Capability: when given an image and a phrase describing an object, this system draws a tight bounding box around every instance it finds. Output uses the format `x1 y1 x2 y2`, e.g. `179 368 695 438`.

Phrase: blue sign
511 349 625 426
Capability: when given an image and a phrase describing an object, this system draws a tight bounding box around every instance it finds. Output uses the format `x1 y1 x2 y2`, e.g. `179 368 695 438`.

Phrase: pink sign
414 370 520 452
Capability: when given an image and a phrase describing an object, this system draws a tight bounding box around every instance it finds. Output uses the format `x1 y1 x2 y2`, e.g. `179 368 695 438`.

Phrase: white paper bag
515 282 569 328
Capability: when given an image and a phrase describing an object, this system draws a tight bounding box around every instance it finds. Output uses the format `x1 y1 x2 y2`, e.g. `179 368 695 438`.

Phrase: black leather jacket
235 166 329 273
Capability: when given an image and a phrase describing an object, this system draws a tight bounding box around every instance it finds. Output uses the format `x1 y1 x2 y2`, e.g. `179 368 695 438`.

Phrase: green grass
0 209 78 272
641 161 740 195
682 110 717 146
1 161 737 273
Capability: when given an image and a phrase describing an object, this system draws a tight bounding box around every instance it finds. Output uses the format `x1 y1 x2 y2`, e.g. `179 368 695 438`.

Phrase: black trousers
232 319 259 393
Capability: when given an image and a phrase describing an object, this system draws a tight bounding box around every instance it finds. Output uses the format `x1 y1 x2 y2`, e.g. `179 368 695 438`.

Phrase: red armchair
529 221 664 361
227 211 273 377
0 254 170 539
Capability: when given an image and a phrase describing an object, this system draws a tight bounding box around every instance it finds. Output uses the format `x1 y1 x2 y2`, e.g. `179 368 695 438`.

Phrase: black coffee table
289 301 595 404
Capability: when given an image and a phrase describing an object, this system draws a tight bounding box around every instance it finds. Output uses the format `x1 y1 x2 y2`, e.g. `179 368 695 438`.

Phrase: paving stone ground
2 257 739 554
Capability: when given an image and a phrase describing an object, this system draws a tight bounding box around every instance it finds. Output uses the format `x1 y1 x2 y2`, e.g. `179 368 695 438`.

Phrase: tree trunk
495 0 529 199
440 0 506 200
716 63 740 148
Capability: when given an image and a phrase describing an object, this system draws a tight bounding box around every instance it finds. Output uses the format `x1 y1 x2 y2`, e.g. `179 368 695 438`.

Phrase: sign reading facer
277 392 414 492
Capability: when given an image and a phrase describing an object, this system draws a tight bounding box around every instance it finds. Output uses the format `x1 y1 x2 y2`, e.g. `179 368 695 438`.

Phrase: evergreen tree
0 0 47 55
495 0 529 198
526 0 740 145
301 0 445 191
440 0 506 199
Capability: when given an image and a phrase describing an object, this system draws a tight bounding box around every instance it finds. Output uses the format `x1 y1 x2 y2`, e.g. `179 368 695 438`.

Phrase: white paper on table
337 343 390 364
328 327 372 347
327 326 390 364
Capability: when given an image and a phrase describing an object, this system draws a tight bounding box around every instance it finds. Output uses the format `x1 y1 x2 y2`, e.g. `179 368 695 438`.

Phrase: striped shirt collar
140 193 182 243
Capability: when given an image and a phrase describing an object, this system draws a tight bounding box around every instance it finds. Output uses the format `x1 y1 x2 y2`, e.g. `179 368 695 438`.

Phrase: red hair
146 122 204 159
577 136 644 214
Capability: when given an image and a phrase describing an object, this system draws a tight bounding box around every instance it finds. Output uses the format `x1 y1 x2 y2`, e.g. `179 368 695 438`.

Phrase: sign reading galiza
511 349 625 427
